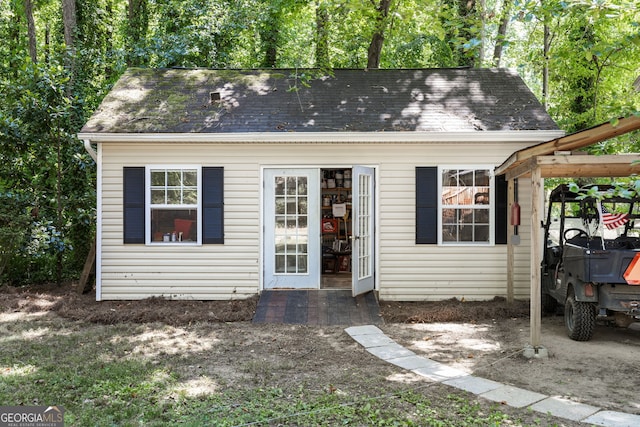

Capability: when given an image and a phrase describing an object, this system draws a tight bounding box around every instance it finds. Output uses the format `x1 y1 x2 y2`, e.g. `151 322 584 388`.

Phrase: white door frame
259 165 379 293
263 168 320 289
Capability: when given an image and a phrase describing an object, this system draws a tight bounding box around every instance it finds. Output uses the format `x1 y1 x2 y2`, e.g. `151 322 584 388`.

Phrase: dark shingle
81 68 558 134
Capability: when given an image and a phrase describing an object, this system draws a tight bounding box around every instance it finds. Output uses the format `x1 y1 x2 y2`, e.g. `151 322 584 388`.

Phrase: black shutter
416 167 438 244
123 167 145 244
495 174 508 244
202 167 224 244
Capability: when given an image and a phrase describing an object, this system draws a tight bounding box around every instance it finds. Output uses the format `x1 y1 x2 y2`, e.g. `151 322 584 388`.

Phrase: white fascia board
77 130 565 144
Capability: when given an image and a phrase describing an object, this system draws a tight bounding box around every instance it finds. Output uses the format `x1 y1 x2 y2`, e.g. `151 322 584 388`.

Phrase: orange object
511 202 521 226
623 253 640 285
584 283 594 297
174 219 195 239
322 218 338 233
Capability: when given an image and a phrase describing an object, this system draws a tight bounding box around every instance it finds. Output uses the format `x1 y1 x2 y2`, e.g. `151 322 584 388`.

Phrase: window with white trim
440 167 492 244
148 167 200 244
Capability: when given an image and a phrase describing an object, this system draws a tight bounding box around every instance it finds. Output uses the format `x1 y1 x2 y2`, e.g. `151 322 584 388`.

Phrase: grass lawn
0 310 578 426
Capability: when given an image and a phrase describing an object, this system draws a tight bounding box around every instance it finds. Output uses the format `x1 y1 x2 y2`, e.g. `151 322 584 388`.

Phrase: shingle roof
81 68 559 134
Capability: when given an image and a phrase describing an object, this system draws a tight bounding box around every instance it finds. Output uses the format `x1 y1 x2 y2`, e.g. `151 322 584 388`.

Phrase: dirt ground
2 284 640 419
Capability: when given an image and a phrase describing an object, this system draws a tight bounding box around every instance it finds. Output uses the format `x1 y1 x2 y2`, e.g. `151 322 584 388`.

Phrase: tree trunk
24 0 37 63
56 135 63 285
315 1 330 69
62 0 76 53
44 22 50 64
478 0 485 65
366 0 392 69
260 5 280 67
9 2 21 75
127 0 149 66
543 22 550 108
443 0 477 67
62 0 76 91
463 0 477 67
492 0 512 67
264 43 277 68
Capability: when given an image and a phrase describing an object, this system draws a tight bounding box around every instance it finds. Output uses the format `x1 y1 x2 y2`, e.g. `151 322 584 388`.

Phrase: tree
62 0 76 53
315 0 330 68
24 0 36 63
492 0 512 67
0 0 638 286
127 0 149 66
260 2 281 67
507 0 640 133
441 0 480 67
366 0 392 69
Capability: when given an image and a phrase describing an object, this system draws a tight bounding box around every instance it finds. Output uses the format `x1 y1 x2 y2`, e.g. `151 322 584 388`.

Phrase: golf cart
542 184 640 341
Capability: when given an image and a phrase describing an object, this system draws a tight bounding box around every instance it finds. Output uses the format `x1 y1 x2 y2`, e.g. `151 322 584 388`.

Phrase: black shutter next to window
202 167 224 244
495 174 508 245
416 167 438 244
123 167 145 244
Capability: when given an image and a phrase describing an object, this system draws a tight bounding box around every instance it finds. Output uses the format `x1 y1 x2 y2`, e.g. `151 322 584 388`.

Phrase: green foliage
0 0 639 285
1 58 95 284
0 192 31 279
509 0 640 132
569 178 640 202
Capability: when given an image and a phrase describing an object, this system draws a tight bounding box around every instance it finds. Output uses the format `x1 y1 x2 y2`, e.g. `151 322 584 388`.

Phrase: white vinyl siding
100 144 259 300
378 155 533 301
99 140 538 301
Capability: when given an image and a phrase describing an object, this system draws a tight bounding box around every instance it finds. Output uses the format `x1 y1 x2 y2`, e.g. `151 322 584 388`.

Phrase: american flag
599 203 629 230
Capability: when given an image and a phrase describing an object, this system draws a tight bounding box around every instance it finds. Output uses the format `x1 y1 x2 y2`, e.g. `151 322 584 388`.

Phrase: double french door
263 167 375 296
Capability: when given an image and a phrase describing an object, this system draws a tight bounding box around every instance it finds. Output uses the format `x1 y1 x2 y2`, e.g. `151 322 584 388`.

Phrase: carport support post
525 165 548 358
507 178 514 303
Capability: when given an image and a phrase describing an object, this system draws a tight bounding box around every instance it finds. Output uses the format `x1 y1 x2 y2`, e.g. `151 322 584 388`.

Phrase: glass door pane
273 175 308 274
264 169 319 289
357 173 371 279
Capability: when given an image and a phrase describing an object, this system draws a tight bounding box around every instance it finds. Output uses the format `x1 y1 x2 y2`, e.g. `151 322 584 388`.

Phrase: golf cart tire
564 293 596 341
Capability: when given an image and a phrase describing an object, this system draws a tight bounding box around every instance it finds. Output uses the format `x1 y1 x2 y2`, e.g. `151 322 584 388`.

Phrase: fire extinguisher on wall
511 201 521 226
511 179 521 240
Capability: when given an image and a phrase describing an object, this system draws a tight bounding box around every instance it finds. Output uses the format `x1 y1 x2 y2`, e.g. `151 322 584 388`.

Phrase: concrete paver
443 375 503 395
365 343 415 360
344 325 384 336
481 384 547 408
386 355 442 371
345 325 638 427
583 410 640 427
413 364 469 382
530 396 600 421
350 333 395 347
